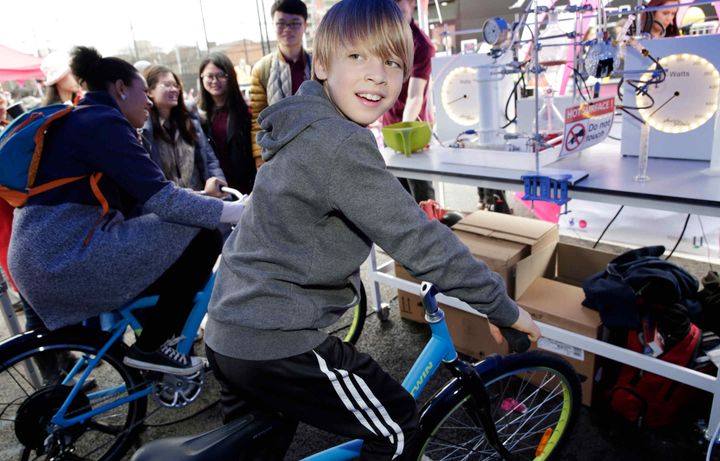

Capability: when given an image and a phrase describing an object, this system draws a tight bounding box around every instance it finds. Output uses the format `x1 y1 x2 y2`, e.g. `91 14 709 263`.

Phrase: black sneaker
123 338 204 375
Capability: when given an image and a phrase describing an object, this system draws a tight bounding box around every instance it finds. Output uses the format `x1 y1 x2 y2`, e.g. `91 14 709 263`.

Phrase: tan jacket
249 49 311 167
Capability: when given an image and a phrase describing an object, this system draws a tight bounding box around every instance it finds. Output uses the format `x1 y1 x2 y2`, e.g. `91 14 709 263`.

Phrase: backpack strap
83 172 110 246
0 175 87 207
27 105 75 189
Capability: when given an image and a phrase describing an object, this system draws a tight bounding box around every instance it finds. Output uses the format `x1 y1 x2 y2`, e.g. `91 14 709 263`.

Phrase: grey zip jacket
205 80 518 360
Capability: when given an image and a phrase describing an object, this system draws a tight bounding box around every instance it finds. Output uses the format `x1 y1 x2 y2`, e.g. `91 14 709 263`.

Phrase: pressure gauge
440 66 479 126
637 53 720 133
482 17 511 48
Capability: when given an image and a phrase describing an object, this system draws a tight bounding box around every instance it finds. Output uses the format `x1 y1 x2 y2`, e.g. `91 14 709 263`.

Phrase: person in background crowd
198 53 256 194
40 51 82 105
142 65 226 196
249 0 312 168
0 92 10 129
382 0 436 203
628 0 680 38
8 46 246 376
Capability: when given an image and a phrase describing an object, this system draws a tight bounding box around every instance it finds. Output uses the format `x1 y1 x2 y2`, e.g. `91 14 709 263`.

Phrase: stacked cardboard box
395 211 615 406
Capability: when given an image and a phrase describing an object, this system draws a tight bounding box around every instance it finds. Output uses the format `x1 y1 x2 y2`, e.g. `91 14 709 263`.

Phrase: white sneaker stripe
313 351 377 436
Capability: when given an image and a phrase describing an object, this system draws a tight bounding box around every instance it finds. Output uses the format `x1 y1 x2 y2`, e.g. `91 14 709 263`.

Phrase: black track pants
135 228 222 351
206 336 419 460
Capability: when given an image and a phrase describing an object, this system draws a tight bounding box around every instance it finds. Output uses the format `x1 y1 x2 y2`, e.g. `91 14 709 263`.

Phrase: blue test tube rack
521 174 572 206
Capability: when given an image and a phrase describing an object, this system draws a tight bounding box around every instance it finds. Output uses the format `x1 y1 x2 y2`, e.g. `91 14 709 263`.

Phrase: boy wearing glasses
205 0 540 459
249 0 311 169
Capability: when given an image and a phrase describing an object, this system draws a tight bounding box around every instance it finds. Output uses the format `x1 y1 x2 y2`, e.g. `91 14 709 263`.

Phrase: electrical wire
502 73 525 128
664 213 691 260
593 205 624 248
572 67 592 102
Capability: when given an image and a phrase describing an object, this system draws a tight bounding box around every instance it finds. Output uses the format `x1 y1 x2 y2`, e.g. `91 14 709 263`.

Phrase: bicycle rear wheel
0 327 148 461
416 351 581 460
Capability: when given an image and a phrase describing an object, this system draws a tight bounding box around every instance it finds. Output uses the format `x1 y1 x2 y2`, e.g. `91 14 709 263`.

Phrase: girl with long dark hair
142 65 226 196
198 53 256 194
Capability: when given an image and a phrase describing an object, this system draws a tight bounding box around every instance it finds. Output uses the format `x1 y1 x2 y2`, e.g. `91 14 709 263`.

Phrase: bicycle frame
302 282 498 461
49 272 217 429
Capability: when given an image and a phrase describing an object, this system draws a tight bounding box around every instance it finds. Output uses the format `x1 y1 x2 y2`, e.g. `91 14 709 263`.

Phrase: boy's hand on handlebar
489 307 541 345
204 177 228 198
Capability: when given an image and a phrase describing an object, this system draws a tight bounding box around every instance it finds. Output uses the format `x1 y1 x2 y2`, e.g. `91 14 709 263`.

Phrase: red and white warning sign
559 97 615 157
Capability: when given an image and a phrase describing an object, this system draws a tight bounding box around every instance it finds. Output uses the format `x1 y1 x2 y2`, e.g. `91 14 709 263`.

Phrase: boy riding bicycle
204 0 540 459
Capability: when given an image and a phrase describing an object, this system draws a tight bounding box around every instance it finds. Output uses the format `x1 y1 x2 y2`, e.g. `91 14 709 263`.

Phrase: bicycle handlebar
219 186 244 201
499 326 531 353
420 282 531 354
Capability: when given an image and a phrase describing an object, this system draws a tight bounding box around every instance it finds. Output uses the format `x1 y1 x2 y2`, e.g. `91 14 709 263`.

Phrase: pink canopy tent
0 45 44 81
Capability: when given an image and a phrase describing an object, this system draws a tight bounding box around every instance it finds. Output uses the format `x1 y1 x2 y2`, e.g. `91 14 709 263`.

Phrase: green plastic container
382 121 431 156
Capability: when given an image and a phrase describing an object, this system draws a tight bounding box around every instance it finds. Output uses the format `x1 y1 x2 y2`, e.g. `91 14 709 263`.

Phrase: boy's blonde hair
312 0 414 82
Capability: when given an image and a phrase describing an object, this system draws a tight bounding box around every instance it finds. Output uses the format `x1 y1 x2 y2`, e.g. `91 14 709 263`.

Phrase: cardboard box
396 264 508 359
517 243 616 406
396 212 615 407
395 211 558 359
448 211 559 299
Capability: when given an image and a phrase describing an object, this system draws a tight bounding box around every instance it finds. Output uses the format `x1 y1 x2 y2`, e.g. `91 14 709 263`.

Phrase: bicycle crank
152 369 205 408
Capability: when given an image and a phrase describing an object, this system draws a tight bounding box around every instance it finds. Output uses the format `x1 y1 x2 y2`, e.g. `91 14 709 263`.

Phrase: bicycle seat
130 412 276 461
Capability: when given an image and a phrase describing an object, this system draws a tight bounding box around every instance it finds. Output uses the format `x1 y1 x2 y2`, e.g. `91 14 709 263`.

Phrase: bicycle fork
447 359 516 461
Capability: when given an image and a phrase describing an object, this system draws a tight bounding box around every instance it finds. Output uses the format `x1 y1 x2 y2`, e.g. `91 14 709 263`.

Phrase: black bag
582 245 702 330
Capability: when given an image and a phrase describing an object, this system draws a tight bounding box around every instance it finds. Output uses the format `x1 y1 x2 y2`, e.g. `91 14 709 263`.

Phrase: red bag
419 199 446 221
608 323 702 427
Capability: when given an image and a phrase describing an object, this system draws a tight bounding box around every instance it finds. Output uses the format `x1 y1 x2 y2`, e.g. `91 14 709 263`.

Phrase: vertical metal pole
260 0 271 54
128 19 139 62
1 274 42 387
0 274 22 337
572 6 579 104
368 246 382 315
199 0 211 53
708 372 720 451
533 0 541 175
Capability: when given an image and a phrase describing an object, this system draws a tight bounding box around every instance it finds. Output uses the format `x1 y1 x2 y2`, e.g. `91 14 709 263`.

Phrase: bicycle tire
415 351 581 460
0 326 148 461
342 281 368 345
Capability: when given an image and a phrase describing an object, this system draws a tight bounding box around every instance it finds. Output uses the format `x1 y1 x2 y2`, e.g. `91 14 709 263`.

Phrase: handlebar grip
500 327 531 353
220 186 244 201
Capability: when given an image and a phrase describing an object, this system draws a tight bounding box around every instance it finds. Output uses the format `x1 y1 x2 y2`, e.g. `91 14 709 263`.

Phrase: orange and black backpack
0 103 108 243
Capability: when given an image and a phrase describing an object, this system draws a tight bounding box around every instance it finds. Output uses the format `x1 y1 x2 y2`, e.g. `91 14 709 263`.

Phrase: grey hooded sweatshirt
205 80 518 361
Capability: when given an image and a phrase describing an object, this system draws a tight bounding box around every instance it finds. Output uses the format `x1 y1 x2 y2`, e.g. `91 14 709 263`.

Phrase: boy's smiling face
315 45 404 127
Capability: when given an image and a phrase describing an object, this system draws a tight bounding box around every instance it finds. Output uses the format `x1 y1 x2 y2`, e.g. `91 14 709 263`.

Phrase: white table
368 141 720 443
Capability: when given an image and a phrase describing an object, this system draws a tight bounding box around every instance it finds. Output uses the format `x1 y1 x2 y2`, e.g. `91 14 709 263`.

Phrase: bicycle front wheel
0 327 148 461
416 351 581 460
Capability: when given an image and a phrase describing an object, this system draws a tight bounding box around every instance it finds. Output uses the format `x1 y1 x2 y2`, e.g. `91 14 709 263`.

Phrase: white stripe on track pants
206 335 419 460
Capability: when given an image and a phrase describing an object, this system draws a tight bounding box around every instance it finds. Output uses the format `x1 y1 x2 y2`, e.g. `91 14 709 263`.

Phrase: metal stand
0 273 23 338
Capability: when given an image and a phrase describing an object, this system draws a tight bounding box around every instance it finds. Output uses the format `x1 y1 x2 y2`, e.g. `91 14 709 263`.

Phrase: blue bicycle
0 199 368 460
131 283 581 461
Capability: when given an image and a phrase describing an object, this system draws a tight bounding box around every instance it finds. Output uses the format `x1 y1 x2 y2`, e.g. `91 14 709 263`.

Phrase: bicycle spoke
0 342 149 461
419 355 579 460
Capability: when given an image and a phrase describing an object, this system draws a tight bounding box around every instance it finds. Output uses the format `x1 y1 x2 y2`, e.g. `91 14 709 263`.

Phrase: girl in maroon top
198 53 256 194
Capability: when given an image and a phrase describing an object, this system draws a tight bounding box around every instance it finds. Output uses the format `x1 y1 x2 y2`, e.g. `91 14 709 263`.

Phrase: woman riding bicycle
8 46 245 377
